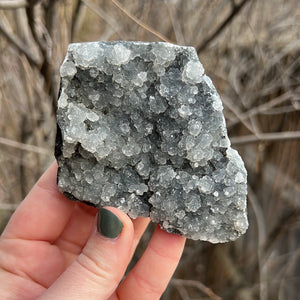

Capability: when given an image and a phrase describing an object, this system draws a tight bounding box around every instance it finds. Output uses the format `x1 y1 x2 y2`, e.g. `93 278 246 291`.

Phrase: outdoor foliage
0 0 299 299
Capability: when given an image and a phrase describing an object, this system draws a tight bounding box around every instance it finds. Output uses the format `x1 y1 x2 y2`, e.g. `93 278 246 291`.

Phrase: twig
14 5 32 45
71 0 83 41
111 0 172 43
26 0 47 55
264 211 300 257
228 92 295 128
222 96 258 135
0 20 40 66
247 185 268 300
173 283 191 300
44 0 57 38
278 249 300 300
41 0 56 105
82 0 123 39
195 0 228 45
0 137 51 155
171 279 222 300
164 0 185 45
0 0 27 9
26 0 56 109
230 131 300 145
261 105 299 115
196 0 251 53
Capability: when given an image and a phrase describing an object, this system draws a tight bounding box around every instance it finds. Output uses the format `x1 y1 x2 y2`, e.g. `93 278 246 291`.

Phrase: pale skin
0 162 186 299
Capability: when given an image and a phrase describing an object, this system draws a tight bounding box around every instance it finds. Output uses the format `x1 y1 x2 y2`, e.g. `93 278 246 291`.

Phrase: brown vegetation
0 0 299 299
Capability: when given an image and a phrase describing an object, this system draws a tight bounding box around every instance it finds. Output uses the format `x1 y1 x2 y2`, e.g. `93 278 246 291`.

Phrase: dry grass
0 0 299 299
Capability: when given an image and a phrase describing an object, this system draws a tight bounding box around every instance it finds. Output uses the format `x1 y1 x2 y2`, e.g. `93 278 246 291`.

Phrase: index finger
2 161 75 242
117 225 186 300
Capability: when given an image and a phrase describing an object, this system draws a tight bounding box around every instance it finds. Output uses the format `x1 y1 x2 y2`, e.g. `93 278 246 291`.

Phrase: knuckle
131 268 163 298
76 251 119 288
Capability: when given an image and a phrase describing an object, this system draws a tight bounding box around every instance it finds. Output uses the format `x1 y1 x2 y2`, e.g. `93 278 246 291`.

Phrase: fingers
54 203 98 266
2 162 75 242
117 225 186 300
38 207 135 300
131 217 150 253
54 206 149 267
2 157 181 300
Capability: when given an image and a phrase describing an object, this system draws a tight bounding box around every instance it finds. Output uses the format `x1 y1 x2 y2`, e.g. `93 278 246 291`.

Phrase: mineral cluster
55 41 248 243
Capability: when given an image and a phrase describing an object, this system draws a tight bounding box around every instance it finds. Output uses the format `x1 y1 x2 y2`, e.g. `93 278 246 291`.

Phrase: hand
0 162 185 299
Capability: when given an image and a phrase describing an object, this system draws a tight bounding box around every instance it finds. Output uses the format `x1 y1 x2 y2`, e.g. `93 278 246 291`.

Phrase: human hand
0 162 185 299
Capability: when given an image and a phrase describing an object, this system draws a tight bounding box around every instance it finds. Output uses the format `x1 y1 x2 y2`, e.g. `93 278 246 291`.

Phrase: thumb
39 207 134 300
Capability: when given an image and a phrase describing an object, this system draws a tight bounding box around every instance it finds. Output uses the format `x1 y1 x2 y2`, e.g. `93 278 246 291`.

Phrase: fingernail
97 208 123 238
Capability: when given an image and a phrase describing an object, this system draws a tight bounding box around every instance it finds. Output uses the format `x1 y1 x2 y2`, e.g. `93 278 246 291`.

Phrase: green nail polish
98 208 123 238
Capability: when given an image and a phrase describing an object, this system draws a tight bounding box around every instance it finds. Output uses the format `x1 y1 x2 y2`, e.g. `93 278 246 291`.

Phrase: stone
55 41 248 243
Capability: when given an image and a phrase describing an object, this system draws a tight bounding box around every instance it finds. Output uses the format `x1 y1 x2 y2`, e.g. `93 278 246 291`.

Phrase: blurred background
0 0 299 299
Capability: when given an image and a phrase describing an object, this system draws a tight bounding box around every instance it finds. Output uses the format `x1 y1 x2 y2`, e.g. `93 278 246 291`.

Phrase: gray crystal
55 41 248 243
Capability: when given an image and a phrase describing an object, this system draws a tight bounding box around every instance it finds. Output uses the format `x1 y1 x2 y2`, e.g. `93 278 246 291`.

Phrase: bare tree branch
111 0 172 43
0 20 40 66
0 0 27 9
196 0 251 53
164 0 186 45
0 136 51 155
26 0 46 53
247 185 268 300
227 92 295 128
71 0 83 41
171 279 222 300
82 0 123 39
222 96 258 136
230 131 300 145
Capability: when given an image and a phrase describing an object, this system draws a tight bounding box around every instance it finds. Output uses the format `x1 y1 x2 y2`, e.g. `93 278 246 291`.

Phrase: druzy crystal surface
55 41 248 243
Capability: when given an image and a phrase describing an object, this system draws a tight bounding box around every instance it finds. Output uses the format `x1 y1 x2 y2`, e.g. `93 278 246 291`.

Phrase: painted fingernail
97 208 123 238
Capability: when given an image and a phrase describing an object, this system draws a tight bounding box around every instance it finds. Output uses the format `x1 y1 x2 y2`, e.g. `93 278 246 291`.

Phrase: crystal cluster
55 41 248 243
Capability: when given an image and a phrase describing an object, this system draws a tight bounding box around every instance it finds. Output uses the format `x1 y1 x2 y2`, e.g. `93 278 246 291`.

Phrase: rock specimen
55 41 248 243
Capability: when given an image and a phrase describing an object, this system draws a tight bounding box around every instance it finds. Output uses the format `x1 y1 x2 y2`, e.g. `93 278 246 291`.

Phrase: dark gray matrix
55 41 248 243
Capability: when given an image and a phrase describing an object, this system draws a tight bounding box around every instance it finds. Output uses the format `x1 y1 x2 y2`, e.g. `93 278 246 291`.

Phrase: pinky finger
117 225 186 300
